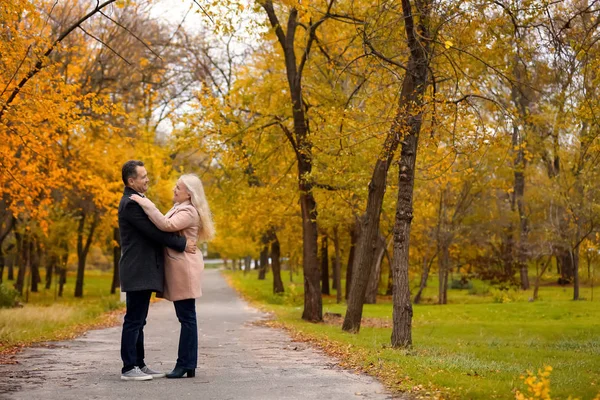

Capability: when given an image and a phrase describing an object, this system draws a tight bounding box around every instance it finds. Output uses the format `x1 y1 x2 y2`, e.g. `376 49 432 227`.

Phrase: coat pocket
165 247 184 261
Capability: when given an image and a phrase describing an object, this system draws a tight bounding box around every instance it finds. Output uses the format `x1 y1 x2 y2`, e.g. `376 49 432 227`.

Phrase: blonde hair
178 173 215 242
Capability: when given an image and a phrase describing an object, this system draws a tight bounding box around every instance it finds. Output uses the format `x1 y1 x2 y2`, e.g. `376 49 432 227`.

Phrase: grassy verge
0 270 125 356
224 270 600 400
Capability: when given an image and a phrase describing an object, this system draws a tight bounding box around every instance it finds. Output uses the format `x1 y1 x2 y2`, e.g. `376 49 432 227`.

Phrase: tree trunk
0 208 14 284
75 212 99 298
24 238 32 302
8 257 14 280
0 216 14 284
111 227 120 294
438 243 450 305
532 257 551 301
271 233 284 294
365 235 386 304
385 248 394 295
345 222 358 300
45 253 55 290
436 187 448 304
258 237 269 280
343 158 398 332
320 236 330 295
506 39 533 291
391 132 420 348
573 247 580 300
557 250 574 282
344 0 431 336
333 226 342 304
58 265 67 297
331 255 338 291
30 239 41 293
261 1 321 322
414 254 434 304
519 265 530 290
512 126 530 290
0 246 4 284
14 232 26 295
587 255 591 279
571 171 586 300
543 132 574 285
391 0 432 347
300 191 322 321
7 242 15 281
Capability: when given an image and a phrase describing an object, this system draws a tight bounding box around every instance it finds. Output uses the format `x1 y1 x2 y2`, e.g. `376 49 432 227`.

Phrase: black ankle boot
166 366 195 379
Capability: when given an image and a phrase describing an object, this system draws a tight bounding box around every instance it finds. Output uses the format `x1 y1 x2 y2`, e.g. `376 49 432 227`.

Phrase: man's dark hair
122 160 144 186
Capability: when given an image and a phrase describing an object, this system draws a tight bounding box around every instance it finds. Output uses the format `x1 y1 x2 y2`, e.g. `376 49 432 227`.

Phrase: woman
130 173 215 379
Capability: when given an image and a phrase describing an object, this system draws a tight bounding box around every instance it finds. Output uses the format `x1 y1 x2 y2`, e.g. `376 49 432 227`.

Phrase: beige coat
138 199 204 301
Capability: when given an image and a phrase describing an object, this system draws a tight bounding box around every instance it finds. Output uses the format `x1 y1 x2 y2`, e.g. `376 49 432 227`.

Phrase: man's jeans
121 290 152 373
173 299 198 369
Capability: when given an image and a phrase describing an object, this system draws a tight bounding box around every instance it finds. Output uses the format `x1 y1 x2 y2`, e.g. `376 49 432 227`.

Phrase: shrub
264 283 303 306
450 276 473 290
491 288 519 303
0 283 20 308
103 297 124 312
468 280 491 296
513 365 600 400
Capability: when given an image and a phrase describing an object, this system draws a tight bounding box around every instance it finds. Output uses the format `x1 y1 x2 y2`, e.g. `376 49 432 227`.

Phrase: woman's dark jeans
173 298 198 369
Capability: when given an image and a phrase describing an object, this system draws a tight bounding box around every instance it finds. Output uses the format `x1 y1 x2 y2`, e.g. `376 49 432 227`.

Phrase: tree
271 231 284 294
342 0 435 343
0 197 15 283
111 227 120 294
320 235 330 295
257 0 340 321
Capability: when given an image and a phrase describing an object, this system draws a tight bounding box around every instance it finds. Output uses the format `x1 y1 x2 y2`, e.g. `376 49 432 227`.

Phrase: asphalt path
0 269 396 400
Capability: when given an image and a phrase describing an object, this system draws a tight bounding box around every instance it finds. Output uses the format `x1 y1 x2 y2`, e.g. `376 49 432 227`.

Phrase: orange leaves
515 366 553 400
0 0 142 234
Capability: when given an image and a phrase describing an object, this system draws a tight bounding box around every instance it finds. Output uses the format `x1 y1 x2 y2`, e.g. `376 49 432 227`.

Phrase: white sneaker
141 365 166 378
121 366 153 381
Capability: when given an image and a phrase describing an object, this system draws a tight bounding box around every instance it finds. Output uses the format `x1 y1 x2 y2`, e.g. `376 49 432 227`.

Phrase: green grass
225 270 600 400
0 269 124 352
0 261 226 352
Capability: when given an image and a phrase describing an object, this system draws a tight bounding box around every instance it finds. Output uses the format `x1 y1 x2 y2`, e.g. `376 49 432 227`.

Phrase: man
118 160 196 381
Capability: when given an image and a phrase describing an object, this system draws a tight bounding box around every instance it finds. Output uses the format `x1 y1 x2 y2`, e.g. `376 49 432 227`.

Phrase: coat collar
124 186 145 197
166 200 191 218
174 199 192 208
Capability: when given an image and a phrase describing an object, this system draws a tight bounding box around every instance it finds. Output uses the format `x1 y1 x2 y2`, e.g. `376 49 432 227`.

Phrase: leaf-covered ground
225 270 600 400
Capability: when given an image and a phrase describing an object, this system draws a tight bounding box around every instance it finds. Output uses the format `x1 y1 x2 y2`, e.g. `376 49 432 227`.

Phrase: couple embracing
117 160 215 381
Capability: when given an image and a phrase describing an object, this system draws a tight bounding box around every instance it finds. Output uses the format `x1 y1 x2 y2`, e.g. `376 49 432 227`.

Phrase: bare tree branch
261 1 287 51
0 45 32 99
0 0 118 121
99 10 163 60
78 26 132 65
363 36 409 72
192 0 214 24
276 120 299 156
297 0 335 78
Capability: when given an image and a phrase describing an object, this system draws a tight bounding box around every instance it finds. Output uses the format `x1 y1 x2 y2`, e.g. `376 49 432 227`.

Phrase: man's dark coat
118 186 186 292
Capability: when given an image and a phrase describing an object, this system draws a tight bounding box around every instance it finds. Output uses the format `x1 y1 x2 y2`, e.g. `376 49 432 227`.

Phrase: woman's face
173 181 191 204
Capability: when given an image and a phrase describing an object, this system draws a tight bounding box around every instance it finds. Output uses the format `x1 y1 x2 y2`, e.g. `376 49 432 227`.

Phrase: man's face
128 166 149 194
